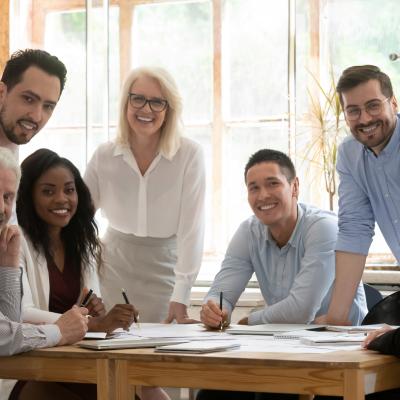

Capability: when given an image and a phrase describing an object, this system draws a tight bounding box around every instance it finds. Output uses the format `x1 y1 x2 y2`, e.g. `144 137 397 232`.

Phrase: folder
79 337 188 350
155 340 240 353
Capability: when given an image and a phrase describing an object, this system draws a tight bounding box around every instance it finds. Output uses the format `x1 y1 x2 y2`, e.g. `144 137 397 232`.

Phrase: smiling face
0 66 61 145
342 79 398 155
246 161 298 233
32 165 78 233
126 75 167 141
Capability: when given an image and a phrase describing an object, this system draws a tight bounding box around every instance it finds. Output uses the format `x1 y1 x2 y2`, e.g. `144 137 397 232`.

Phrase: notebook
155 340 241 354
226 324 325 336
325 324 395 333
300 334 365 346
79 337 188 350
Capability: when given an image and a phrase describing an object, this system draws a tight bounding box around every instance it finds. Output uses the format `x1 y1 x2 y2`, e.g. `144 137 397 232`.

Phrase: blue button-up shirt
205 203 367 325
336 114 400 261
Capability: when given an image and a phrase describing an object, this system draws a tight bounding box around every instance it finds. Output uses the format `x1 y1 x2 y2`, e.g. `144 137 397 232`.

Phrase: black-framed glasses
128 93 168 112
344 97 390 121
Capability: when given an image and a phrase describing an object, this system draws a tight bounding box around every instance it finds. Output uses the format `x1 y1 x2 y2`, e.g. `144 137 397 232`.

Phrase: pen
80 289 93 307
219 291 224 331
122 289 140 328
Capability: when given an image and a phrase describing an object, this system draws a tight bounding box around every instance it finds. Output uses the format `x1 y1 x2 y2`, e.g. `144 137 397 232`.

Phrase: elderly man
0 147 89 399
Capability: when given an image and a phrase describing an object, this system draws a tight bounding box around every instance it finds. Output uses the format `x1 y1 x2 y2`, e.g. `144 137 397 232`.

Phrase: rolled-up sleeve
335 143 375 255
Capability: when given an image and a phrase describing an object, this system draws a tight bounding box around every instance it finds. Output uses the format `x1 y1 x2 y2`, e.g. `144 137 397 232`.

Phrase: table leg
344 370 364 400
97 359 115 400
115 360 131 400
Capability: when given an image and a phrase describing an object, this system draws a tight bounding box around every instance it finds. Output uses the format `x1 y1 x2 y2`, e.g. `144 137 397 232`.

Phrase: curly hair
16 148 102 273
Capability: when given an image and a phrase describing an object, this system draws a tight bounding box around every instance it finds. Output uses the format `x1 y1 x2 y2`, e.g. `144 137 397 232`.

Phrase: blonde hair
116 66 183 159
0 148 21 186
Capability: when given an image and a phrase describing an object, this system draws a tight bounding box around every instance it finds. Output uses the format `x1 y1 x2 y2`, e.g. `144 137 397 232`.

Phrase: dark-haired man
198 149 367 400
0 49 66 151
201 149 366 329
316 65 400 327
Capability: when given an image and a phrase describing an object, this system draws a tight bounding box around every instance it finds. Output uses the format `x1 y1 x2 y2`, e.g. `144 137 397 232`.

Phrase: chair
364 283 383 311
362 288 400 325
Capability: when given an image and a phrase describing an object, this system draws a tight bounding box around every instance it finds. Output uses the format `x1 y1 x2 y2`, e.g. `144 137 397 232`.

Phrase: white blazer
21 234 101 324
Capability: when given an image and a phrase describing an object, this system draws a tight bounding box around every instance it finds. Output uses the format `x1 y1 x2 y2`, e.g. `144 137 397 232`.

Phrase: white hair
116 66 183 159
0 147 21 186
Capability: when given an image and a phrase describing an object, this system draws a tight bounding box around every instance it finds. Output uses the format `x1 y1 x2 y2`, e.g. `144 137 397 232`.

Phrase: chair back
362 289 400 325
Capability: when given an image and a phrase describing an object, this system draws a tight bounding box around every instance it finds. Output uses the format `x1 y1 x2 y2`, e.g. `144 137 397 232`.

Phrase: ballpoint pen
122 289 140 328
219 291 224 331
80 289 93 307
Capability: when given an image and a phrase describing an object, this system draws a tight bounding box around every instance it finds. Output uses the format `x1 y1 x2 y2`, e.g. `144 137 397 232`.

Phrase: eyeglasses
344 97 390 121
128 93 168 112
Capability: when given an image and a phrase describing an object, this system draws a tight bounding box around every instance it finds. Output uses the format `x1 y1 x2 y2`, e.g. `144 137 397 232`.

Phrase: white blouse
84 137 206 304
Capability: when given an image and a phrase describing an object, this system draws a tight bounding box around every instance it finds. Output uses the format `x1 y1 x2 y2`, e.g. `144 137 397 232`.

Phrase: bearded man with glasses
314 65 400 378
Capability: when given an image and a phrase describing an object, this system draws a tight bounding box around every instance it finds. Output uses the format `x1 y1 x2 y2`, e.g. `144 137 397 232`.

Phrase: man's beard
0 109 31 145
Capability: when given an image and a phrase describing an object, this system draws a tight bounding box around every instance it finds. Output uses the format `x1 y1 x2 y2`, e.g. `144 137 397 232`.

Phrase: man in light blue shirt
318 65 400 326
201 149 366 330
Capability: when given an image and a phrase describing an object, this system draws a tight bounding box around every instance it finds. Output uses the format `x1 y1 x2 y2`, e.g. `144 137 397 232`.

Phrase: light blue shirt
205 203 367 325
336 114 400 261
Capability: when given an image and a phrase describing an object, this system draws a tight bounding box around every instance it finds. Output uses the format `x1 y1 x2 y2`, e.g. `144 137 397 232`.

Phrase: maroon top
47 252 81 314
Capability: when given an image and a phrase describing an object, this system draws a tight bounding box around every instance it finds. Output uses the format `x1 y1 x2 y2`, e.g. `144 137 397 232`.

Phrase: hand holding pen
122 289 140 329
79 288 105 317
200 295 229 329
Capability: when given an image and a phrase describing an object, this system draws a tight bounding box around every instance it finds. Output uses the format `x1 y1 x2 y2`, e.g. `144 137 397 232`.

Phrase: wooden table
107 348 400 400
0 346 114 400
0 346 399 400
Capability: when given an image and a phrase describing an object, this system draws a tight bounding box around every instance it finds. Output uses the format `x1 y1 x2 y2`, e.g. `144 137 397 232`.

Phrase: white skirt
100 227 177 322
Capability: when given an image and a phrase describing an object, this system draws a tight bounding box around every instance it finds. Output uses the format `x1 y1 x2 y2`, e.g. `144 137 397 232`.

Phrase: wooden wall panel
0 0 9 72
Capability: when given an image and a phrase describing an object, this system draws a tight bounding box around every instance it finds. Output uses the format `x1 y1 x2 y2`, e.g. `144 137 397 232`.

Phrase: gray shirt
0 267 60 356
205 203 367 325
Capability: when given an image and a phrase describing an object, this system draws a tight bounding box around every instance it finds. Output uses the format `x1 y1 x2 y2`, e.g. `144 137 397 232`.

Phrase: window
10 0 400 283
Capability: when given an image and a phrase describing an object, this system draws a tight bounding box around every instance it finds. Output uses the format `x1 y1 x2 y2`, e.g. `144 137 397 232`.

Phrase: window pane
326 0 400 94
223 0 289 120
132 2 213 124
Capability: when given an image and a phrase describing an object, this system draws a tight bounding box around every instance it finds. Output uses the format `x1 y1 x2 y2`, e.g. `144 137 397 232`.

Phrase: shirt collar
112 142 163 176
265 203 303 248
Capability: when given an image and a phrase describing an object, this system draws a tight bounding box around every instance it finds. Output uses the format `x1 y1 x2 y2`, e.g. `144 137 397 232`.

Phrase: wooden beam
120 0 133 83
212 0 222 252
0 0 9 72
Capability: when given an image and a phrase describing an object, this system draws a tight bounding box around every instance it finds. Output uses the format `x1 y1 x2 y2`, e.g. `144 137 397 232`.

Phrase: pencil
219 291 223 331
122 289 140 328
80 289 93 307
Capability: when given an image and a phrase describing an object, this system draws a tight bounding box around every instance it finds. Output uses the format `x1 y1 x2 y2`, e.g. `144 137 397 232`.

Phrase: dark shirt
367 328 400 357
47 252 80 314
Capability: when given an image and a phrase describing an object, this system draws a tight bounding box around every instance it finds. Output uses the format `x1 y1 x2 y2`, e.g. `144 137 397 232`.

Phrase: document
84 332 108 340
226 323 325 336
155 340 241 354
